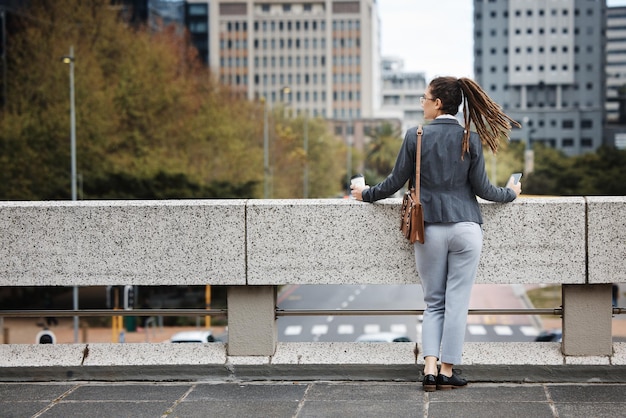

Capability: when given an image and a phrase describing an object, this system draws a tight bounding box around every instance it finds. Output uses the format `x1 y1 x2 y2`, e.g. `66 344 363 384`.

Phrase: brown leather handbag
400 125 425 244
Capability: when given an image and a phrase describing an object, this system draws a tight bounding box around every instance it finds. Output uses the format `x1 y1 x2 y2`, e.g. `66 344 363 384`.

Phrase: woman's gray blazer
361 118 516 224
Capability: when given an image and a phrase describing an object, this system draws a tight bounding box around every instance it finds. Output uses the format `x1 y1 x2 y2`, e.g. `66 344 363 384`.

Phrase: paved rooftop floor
2 380 626 418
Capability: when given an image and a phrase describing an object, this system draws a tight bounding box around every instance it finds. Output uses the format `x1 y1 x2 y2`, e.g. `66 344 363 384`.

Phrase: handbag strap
415 125 423 200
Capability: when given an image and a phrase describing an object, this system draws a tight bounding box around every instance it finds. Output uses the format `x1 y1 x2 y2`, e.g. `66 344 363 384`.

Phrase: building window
582 138 593 147
562 138 574 147
581 120 593 129
562 120 574 129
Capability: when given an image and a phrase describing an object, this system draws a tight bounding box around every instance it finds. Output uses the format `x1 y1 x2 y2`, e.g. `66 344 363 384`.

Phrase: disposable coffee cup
350 174 365 199
350 174 365 188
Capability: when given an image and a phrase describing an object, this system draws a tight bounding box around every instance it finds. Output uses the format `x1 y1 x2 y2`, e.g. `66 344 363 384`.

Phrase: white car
355 332 412 343
168 330 218 343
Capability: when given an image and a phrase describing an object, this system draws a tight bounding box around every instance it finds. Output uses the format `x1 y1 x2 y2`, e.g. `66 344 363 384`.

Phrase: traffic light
124 285 135 310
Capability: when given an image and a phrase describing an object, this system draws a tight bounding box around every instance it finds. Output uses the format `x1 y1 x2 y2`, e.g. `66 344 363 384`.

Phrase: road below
277 284 541 343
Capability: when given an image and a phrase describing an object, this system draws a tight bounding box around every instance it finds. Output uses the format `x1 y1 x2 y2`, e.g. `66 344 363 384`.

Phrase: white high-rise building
377 57 427 136
208 0 379 120
474 0 606 156
607 6 626 124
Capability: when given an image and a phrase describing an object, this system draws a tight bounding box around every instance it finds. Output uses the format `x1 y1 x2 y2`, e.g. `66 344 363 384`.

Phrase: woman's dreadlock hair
428 76 521 158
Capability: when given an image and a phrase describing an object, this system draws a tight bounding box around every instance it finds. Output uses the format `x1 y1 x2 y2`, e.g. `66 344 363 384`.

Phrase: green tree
364 122 403 186
0 0 347 200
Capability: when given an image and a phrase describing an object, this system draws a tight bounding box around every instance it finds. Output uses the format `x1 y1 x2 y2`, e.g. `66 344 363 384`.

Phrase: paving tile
63 383 191 401
185 382 307 401
39 401 172 418
299 400 421 418
0 383 75 401
427 402 555 418
172 400 300 418
305 382 422 401
428 384 547 403
1 401 51 418
547 384 626 403
554 402 626 418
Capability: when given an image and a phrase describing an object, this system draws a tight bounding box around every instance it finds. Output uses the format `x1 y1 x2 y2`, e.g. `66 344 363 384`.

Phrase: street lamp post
303 112 308 198
262 97 269 198
346 119 353 196
62 47 77 201
62 46 79 343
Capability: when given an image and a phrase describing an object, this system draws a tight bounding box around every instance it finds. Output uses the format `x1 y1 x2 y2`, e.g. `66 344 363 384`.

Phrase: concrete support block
562 284 613 356
226 286 277 356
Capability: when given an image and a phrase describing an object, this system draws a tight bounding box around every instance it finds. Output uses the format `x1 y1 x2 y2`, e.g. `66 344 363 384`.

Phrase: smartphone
510 172 522 185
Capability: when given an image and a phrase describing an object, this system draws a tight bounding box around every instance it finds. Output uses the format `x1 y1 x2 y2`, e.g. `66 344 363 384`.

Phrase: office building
186 0 210 63
606 5 626 124
474 0 606 156
378 57 426 135
606 5 626 149
208 0 379 120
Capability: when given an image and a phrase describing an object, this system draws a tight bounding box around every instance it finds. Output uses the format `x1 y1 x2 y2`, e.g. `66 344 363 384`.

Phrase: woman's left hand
350 184 370 201
506 177 522 197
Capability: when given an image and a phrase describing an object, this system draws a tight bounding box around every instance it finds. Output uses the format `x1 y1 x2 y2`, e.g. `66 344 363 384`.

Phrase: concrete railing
0 197 625 382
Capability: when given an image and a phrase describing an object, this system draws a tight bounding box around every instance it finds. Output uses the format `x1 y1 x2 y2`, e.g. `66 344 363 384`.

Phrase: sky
377 0 626 81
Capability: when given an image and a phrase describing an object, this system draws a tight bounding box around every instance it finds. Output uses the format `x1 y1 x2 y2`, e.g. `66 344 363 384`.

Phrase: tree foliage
362 122 626 197
0 0 346 200
364 122 403 187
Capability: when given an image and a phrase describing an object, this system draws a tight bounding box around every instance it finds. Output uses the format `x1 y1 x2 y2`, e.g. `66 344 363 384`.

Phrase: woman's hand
506 176 522 197
350 184 370 201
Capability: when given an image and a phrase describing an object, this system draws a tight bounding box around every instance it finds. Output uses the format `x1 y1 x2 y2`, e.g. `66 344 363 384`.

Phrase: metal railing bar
0 309 227 318
275 308 564 316
1 307 623 319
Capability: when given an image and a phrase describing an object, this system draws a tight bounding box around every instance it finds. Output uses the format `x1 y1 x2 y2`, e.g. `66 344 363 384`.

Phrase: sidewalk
1 380 625 418
1 317 226 345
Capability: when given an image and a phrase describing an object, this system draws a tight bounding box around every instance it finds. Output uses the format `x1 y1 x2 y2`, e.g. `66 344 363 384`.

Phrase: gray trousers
414 222 483 365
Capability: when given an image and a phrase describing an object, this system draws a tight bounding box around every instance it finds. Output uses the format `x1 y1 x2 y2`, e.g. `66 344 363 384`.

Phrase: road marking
390 324 407 334
337 324 354 334
284 325 302 336
468 325 487 335
494 325 513 336
311 325 328 335
364 324 380 334
520 326 539 336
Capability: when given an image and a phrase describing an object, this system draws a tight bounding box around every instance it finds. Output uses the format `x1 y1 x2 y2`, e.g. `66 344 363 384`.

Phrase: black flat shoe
422 374 437 392
436 373 467 390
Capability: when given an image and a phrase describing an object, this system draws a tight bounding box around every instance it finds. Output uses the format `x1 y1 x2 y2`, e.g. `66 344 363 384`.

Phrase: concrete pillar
226 286 277 356
562 284 613 356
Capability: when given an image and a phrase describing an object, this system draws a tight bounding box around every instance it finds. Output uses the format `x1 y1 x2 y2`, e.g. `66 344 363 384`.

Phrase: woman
351 76 522 391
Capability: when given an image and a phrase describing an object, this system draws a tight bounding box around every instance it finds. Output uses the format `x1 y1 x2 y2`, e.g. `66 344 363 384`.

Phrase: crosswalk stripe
337 324 354 334
363 324 380 334
468 325 487 335
494 325 513 335
390 324 407 334
282 323 539 339
284 325 302 336
311 324 328 335
520 326 539 336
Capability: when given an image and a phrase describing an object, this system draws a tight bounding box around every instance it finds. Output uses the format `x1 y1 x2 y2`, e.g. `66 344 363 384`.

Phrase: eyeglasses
420 96 436 104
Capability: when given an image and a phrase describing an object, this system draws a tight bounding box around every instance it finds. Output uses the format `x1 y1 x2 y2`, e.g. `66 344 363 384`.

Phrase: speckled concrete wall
587 196 626 284
0 200 247 286
0 197 594 286
246 197 587 285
